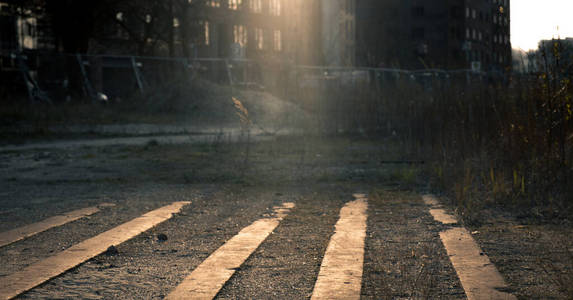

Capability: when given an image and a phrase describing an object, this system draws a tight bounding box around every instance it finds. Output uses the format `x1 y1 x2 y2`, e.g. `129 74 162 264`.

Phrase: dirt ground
468 211 573 299
0 134 572 299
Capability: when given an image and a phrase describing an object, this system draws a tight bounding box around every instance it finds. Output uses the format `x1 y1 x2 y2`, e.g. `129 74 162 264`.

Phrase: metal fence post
131 56 145 94
76 54 96 101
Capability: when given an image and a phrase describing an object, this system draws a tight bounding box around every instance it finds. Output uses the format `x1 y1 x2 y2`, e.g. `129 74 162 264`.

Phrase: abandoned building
355 0 512 72
1 0 514 80
180 0 355 66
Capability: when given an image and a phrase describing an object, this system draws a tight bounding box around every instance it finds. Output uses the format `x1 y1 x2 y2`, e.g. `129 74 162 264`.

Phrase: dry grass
289 57 572 222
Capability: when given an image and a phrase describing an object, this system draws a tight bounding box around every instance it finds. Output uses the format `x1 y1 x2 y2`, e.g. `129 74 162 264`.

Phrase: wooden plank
441 227 516 300
166 202 295 300
0 201 190 300
311 194 368 300
0 205 106 248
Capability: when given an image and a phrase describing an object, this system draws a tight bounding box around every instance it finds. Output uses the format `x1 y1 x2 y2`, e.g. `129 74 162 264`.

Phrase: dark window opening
412 27 425 39
450 6 462 18
412 6 424 17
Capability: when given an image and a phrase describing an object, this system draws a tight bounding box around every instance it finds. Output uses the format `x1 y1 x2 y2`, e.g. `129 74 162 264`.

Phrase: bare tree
42 0 208 57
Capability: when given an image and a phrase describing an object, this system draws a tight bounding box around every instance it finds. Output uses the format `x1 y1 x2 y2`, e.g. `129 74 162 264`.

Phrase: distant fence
0 51 512 105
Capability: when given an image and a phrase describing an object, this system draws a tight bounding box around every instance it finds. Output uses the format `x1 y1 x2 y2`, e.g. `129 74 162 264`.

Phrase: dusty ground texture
362 191 465 299
468 213 573 299
0 80 312 146
216 187 346 299
0 134 571 299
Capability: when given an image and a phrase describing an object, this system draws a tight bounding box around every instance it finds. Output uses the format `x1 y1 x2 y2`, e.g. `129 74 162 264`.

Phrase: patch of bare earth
361 190 466 299
215 187 344 299
470 218 573 299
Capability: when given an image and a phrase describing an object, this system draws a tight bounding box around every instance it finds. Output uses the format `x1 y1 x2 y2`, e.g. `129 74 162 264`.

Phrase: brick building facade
356 0 511 72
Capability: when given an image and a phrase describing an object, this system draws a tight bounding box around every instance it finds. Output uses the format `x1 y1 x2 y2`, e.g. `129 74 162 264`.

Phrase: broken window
269 0 280 16
207 0 221 7
228 0 242 10
0 12 19 51
201 21 210 45
254 27 264 50
233 24 247 46
412 28 424 40
249 0 262 13
411 6 424 17
114 12 129 39
273 29 281 51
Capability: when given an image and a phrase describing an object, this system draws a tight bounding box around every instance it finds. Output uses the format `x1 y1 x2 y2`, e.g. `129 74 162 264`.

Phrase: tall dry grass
291 53 572 222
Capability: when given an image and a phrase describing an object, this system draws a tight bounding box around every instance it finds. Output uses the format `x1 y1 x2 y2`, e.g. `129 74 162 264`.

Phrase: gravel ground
361 190 466 299
0 184 206 278
0 135 571 299
469 216 573 299
216 186 344 299
21 187 280 299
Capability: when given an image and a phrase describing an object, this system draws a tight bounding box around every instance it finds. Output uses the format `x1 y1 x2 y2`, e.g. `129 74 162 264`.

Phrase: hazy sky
512 0 573 51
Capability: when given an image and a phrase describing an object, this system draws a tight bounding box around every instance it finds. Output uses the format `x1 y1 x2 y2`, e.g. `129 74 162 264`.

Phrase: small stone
105 245 119 256
157 233 168 242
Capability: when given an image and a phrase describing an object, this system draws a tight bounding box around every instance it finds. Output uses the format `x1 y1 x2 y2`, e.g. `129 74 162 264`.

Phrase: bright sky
512 0 573 51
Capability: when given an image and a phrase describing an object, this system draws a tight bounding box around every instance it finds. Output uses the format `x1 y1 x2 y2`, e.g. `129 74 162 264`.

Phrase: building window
228 0 241 10
269 0 281 16
249 0 262 13
465 7 470 18
411 6 424 17
466 28 470 39
345 0 354 14
273 30 281 51
173 18 181 41
201 21 210 45
115 12 129 39
207 0 221 7
412 28 425 40
233 24 247 46
254 27 264 50
472 9 476 19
